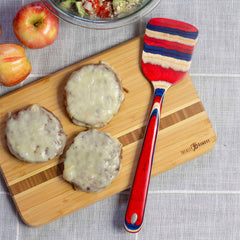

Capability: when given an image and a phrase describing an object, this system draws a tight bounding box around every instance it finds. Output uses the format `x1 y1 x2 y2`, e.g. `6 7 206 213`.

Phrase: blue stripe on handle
151 88 165 122
155 88 165 98
124 88 165 233
147 23 198 40
143 43 192 61
149 88 165 123
145 88 165 180
124 219 141 232
147 88 165 177
150 108 159 121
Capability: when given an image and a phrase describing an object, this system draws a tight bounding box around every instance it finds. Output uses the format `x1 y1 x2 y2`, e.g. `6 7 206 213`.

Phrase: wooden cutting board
0 36 216 227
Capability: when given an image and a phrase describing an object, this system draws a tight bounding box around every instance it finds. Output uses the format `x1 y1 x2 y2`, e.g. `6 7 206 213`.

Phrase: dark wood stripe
9 101 204 196
159 101 204 130
10 162 64 195
119 127 146 147
119 101 204 146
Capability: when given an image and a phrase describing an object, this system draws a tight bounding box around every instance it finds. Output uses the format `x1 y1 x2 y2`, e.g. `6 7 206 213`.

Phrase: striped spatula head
142 18 198 84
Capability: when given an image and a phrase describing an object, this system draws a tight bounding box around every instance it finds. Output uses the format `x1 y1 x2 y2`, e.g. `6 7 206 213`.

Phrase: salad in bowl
41 0 160 28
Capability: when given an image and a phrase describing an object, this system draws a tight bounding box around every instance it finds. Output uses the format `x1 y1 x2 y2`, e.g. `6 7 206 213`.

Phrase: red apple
0 44 31 86
13 1 59 49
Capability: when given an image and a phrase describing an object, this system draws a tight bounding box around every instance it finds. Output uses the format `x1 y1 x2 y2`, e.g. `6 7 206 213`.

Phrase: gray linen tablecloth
0 0 240 239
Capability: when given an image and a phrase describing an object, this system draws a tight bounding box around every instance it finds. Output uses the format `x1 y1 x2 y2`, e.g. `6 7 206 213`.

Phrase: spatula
124 18 198 233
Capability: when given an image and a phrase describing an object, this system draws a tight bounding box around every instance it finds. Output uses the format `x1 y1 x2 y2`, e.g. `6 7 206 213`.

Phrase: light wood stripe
9 101 204 196
9 163 64 195
8 160 62 186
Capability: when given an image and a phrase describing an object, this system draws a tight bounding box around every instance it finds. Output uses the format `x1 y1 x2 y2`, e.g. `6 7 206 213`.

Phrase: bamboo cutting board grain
0 36 216 226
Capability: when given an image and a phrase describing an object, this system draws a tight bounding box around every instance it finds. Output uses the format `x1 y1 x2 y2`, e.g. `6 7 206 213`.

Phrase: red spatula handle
124 87 165 233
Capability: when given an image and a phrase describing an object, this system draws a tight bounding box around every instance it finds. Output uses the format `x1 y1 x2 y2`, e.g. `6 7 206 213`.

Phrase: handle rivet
131 213 138 224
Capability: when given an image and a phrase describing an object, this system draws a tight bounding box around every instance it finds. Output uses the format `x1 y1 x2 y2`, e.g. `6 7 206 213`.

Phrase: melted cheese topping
5 104 66 163
65 63 124 127
63 129 122 192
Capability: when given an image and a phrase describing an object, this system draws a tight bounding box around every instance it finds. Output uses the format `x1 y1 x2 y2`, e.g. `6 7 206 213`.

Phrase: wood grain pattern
0 36 216 226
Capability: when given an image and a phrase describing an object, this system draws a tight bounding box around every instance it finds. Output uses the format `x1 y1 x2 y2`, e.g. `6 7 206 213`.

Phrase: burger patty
64 62 124 128
63 129 122 192
5 104 66 163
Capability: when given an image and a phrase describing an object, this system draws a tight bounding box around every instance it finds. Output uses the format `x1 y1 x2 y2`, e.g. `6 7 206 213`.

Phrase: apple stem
34 20 43 28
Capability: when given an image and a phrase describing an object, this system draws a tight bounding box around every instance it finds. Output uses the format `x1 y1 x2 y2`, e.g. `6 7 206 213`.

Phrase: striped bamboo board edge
0 36 216 226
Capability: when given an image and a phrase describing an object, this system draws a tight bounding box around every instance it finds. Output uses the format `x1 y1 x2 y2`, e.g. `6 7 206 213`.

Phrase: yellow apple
0 44 31 86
